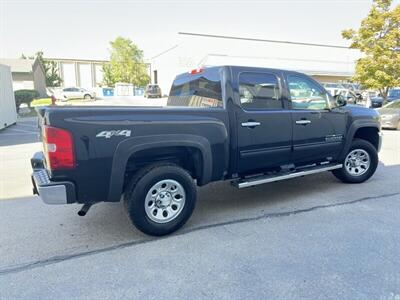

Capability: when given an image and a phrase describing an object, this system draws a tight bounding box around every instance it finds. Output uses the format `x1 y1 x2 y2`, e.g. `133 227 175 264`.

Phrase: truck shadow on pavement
79 161 399 238
0 163 399 275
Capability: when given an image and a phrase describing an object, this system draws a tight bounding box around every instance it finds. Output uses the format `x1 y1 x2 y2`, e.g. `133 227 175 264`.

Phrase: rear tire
332 139 378 183
84 94 92 100
124 164 197 236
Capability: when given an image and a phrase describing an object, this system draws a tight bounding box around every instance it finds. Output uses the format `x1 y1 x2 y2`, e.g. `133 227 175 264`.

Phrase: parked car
341 83 363 98
368 88 400 108
377 100 400 130
322 82 360 103
322 83 348 96
31 66 381 236
387 88 400 102
57 87 95 101
144 84 162 98
370 96 384 108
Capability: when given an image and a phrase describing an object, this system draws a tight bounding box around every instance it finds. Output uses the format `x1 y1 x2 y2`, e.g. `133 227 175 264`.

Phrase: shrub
14 89 40 111
30 98 52 107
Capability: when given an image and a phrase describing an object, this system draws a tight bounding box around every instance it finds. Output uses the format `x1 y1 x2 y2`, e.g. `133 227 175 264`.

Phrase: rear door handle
295 120 311 125
241 122 261 128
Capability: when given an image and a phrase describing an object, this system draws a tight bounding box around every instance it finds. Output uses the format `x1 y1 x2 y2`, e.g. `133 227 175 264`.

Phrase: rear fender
107 134 212 202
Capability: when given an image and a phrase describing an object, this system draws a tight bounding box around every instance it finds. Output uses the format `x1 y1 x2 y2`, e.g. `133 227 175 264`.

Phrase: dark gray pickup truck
31 66 382 236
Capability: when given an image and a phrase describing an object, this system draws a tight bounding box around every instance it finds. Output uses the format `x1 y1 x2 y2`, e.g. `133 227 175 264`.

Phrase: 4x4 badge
96 130 131 139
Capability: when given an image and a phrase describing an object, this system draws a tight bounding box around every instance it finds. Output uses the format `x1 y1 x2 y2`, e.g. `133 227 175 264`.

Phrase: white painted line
0 133 37 136
17 123 38 128
4 128 36 133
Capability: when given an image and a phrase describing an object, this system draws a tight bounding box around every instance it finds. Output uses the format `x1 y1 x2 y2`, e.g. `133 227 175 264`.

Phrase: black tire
84 94 92 100
124 164 197 236
332 138 378 183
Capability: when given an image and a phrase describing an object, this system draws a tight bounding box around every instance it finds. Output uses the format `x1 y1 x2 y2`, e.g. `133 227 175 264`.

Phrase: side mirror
334 94 347 107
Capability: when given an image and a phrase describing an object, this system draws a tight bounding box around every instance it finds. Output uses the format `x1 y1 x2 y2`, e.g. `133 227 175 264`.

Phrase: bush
30 98 52 107
14 89 40 111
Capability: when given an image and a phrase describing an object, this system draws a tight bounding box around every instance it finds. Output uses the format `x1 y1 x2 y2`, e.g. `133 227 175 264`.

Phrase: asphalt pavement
0 117 399 299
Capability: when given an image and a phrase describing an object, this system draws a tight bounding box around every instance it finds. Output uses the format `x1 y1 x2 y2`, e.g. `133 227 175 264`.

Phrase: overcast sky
2 0 398 59
1 0 398 90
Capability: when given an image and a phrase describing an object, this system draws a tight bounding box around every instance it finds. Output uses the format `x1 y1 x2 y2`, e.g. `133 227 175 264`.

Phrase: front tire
124 164 197 236
332 139 378 183
84 94 92 100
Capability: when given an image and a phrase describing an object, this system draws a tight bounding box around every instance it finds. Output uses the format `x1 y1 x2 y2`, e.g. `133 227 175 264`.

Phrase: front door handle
241 121 261 128
295 120 311 125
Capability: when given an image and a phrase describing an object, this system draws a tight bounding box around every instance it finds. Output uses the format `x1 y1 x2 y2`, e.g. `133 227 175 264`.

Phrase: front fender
107 134 212 202
339 119 380 160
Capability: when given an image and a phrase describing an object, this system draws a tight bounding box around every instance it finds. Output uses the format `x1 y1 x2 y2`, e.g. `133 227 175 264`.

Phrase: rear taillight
43 125 75 170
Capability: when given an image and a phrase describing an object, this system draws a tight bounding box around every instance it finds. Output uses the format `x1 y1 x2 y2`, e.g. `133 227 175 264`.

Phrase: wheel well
123 146 203 189
353 127 379 150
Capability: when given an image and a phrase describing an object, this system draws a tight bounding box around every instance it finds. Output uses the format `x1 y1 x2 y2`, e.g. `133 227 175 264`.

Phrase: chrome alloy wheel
344 149 370 176
144 179 186 223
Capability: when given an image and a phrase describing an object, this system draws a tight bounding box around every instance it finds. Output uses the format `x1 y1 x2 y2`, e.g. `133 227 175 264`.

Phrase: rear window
167 68 223 108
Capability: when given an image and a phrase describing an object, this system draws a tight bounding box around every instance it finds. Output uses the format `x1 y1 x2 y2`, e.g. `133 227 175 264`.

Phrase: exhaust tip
77 204 92 217
77 210 87 217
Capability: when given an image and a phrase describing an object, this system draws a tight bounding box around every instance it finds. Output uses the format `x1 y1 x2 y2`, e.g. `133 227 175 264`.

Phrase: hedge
14 89 40 111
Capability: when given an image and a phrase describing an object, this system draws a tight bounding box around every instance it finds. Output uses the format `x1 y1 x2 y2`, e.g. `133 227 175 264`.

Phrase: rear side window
168 68 222 108
239 72 282 110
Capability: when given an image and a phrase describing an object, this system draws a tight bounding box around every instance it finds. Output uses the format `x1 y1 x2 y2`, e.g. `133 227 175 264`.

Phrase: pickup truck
31 66 382 236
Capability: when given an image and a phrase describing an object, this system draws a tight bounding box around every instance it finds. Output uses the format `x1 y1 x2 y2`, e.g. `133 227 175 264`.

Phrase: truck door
285 73 347 164
235 70 292 174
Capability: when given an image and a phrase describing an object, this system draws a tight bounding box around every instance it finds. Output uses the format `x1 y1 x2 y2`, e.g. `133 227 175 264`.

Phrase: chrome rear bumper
31 152 76 204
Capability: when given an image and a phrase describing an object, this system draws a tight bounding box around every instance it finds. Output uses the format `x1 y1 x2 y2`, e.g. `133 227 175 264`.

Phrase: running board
232 163 342 189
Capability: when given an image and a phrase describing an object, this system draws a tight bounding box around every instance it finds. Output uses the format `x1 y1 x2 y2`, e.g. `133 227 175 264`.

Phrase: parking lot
0 117 400 299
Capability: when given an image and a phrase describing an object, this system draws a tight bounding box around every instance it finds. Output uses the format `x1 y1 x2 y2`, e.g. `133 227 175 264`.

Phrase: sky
1 0 399 91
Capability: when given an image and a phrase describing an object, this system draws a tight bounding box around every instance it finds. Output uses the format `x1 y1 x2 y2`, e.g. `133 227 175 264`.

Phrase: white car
58 87 96 101
322 83 348 97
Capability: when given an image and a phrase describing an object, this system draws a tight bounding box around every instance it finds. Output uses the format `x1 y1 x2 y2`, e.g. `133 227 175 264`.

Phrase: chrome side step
232 163 342 189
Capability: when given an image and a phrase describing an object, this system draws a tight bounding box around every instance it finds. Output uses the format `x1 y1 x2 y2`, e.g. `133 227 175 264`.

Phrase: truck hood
343 104 379 117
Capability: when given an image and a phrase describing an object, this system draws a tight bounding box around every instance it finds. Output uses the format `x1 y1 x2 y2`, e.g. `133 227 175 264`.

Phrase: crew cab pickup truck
31 66 382 236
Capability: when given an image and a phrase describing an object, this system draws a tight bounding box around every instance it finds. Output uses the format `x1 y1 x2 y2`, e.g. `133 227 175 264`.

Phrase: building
46 58 107 89
46 58 152 90
0 58 47 97
0 64 17 130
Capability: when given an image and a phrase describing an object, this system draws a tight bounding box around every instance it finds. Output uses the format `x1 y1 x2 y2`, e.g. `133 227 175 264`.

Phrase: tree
102 37 150 87
342 0 400 102
36 51 63 87
21 51 63 87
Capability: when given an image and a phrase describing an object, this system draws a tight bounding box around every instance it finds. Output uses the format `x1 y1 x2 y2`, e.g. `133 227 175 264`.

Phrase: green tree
342 0 400 102
102 37 150 87
36 51 63 87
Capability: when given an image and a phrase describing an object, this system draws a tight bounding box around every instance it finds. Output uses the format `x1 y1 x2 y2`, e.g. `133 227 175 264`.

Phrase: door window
239 72 282 110
288 75 330 110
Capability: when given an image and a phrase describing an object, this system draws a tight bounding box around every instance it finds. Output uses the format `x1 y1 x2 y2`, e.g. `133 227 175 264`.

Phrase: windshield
168 67 223 108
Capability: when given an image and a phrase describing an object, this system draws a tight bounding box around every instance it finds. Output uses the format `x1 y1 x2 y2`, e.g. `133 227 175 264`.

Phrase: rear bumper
31 152 76 204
